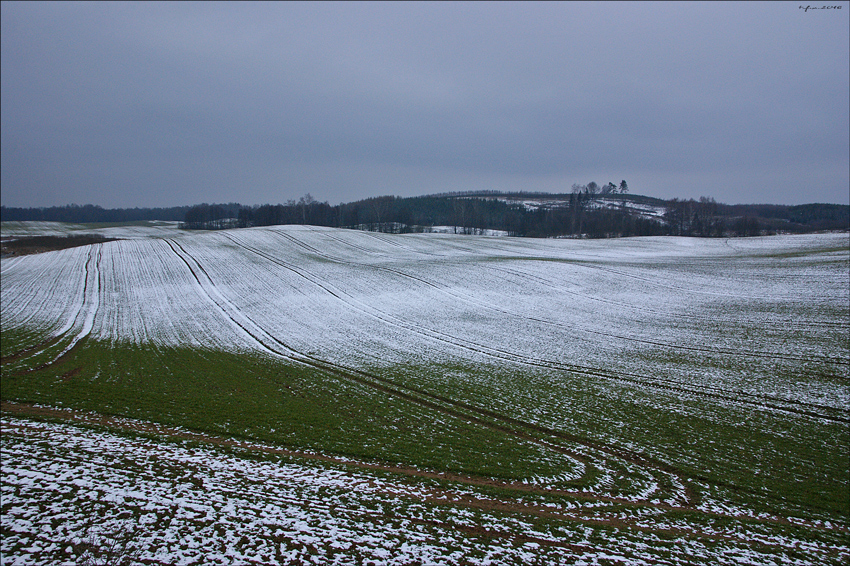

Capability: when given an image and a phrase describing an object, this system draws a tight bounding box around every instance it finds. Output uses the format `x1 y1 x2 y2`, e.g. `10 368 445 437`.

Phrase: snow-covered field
3 415 847 566
2 226 847 409
1 225 848 564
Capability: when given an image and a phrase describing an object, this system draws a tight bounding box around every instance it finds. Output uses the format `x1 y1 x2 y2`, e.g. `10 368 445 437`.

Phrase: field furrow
2 225 847 564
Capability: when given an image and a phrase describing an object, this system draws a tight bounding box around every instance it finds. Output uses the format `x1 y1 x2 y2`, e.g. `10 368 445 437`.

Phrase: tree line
4 188 847 238
0 204 190 223
179 189 848 238
662 198 849 237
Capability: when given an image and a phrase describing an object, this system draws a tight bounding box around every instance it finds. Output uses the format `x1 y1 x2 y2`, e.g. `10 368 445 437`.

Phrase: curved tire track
213 233 716 505
6 245 104 372
275 230 849 367
251 231 850 421
171 234 699 506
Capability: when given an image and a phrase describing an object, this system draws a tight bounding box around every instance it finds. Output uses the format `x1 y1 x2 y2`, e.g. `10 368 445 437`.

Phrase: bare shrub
73 518 142 566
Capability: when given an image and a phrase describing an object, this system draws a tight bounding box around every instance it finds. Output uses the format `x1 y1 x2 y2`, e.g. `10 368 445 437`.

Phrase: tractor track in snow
207 233 848 504
483 259 848 332
46 244 103 366
285 229 848 367
164 239 308 360
258 231 849 421
2 250 86 360
3 245 104 371
4 230 847 517
4 406 844 554
174 233 699 506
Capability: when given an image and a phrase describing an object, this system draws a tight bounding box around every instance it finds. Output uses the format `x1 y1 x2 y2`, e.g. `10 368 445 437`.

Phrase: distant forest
2 190 848 238
0 204 189 223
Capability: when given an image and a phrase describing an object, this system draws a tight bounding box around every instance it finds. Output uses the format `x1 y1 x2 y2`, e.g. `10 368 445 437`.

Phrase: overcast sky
2 1 848 208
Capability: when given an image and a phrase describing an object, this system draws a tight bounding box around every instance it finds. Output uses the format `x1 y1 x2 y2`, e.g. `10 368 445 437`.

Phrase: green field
2 225 848 564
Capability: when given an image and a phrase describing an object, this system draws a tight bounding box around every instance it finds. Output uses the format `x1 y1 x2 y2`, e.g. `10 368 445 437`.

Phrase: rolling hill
2 224 848 564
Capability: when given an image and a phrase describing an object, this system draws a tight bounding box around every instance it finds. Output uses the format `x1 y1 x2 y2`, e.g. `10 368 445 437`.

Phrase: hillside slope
2 226 848 564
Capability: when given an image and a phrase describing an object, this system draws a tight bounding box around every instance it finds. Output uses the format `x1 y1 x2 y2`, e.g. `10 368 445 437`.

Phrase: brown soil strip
0 235 120 257
2 400 845 544
0 334 65 364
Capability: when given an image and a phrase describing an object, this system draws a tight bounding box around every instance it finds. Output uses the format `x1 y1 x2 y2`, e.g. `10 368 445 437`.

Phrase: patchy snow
2 229 848 441
3 417 846 566
2 227 848 564
3 227 846 414
481 195 667 220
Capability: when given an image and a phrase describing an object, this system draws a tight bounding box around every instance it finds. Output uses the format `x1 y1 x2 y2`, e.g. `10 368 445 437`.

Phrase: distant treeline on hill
0 203 190 223
179 193 849 238
3 192 848 238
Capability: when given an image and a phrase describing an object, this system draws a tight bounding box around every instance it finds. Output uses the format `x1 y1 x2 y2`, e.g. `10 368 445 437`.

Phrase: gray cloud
2 1 848 208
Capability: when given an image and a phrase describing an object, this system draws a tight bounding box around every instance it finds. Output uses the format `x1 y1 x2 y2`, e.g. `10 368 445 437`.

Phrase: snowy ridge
2 227 848 413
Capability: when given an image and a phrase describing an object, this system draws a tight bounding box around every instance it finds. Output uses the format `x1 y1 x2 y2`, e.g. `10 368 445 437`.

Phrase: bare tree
298 193 316 224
